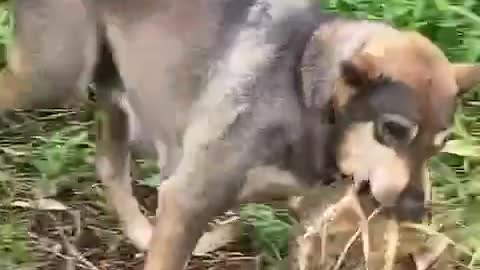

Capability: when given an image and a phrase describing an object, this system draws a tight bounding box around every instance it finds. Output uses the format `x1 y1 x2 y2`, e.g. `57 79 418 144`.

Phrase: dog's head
331 31 480 222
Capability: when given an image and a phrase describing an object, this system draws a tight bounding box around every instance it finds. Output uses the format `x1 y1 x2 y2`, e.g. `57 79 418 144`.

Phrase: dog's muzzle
353 178 426 222
386 188 426 222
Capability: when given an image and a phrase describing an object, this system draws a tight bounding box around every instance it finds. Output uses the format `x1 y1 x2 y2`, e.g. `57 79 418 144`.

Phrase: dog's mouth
355 178 372 195
339 173 371 194
339 173 430 222
336 173 378 204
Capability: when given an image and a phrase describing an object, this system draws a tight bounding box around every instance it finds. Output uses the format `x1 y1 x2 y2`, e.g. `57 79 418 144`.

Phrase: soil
27 183 258 270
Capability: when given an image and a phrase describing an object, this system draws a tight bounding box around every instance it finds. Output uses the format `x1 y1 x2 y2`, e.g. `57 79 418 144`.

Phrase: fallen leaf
10 200 33 208
35 198 69 211
193 217 243 256
413 235 450 270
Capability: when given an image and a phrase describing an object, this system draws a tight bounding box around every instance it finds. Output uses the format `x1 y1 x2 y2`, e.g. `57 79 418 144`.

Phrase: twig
303 187 370 267
29 232 72 261
57 227 101 270
414 235 450 270
383 219 399 270
349 191 371 269
30 232 94 270
47 213 101 270
333 208 381 270
314 195 352 265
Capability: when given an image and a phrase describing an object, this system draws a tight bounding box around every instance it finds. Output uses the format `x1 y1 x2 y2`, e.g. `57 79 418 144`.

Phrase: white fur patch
154 140 169 172
117 93 145 144
337 122 409 206
433 128 452 148
96 155 115 181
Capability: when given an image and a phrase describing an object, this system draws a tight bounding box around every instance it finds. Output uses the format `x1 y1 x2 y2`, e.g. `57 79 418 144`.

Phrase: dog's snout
391 189 425 222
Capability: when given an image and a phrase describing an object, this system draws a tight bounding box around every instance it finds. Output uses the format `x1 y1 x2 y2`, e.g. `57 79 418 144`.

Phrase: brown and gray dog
2 0 480 269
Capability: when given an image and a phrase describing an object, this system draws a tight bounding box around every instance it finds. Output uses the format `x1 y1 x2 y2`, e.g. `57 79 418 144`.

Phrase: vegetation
0 0 479 269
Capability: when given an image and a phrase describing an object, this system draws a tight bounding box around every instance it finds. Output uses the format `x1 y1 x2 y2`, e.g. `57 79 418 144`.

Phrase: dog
2 0 480 269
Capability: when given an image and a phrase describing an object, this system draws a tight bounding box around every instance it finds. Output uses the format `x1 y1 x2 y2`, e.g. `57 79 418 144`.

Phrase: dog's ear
452 63 480 95
340 52 383 88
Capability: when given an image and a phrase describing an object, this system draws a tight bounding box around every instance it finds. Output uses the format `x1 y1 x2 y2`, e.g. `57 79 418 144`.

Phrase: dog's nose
391 189 425 222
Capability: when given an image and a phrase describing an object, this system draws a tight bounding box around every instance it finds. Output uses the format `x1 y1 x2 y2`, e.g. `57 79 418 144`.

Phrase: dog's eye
376 114 418 146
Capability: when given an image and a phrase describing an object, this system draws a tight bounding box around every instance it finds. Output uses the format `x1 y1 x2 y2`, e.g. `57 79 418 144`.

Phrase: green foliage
0 110 95 269
0 214 31 270
30 124 94 197
0 0 13 68
322 0 480 62
240 204 294 261
0 0 478 269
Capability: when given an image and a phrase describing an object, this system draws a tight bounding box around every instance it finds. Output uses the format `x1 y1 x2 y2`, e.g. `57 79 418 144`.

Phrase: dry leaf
383 219 399 270
11 200 33 208
413 235 450 270
35 198 69 211
193 217 243 256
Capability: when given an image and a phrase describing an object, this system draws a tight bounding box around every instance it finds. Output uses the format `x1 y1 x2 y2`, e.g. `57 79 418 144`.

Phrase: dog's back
5 0 330 177
92 0 328 175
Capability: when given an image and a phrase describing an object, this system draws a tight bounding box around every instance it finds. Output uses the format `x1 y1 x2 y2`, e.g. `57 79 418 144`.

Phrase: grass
0 109 95 269
0 0 479 269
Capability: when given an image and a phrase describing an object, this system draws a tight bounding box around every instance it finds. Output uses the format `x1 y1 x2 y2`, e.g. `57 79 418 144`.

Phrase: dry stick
383 218 399 270
29 232 93 270
48 213 101 270
29 232 74 261
57 228 101 270
305 186 375 268
320 218 328 266
349 191 371 269
413 235 450 270
422 167 433 225
423 167 432 206
317 195 354 265
333 208 381 270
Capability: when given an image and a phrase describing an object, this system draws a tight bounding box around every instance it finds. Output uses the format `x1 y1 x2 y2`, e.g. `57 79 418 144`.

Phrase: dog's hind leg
0 0 98 110
96 89 153 251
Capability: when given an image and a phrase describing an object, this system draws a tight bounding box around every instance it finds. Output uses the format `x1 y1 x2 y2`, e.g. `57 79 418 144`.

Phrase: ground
0 108 266 270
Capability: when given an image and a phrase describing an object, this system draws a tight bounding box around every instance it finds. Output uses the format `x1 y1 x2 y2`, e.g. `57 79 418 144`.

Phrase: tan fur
452 63 480 93
337 122 410 206
433 128 453 148
0 70 30 108
312 20 480 206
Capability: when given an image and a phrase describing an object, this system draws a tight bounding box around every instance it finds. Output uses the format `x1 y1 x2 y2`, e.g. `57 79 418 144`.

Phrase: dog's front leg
143 148 248 269
143 113 283 269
